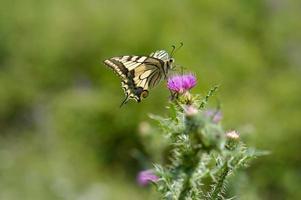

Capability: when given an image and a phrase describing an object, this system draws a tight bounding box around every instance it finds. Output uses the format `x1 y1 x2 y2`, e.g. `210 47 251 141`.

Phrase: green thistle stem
178 171 192 200
178 154 200 200
209 163 229 200
178 139 202 199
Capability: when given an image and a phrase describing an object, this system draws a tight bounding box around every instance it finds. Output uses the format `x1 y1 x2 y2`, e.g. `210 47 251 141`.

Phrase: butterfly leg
120 93 129 107
169 89 178 101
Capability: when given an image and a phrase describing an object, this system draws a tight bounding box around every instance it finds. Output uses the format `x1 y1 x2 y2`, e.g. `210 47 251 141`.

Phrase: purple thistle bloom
204 110 222 123
137 170 159 186
167 73 197 93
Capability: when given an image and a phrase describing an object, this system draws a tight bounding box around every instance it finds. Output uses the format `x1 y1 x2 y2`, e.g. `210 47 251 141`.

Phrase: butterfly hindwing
103 57 130 78
103 50 173 106
133 57 165 89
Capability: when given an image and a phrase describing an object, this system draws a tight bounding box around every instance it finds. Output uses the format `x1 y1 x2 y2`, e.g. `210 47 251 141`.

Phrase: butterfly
104 50 175 107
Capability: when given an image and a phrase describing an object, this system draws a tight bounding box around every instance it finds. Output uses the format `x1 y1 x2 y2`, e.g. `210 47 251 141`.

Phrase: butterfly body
103 50 174 106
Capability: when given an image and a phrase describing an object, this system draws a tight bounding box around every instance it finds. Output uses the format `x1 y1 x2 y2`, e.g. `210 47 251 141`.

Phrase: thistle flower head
137 170 159 186
225 130 240 150
226 130 239 140
204 110 222 123
167 73 197 94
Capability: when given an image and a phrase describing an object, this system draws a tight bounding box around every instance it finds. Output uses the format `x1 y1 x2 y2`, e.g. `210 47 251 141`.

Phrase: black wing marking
103 58 128 79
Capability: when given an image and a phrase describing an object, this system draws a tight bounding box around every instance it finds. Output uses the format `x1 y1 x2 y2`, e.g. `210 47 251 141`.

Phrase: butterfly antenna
170 42 184 57
174 42 184 55
170 45 176 57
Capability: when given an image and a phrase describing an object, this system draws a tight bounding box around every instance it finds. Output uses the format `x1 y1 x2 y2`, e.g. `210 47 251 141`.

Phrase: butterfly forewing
103 50 173 106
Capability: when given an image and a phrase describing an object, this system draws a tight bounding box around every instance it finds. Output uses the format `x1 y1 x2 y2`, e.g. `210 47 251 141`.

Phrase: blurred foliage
0 0 300 199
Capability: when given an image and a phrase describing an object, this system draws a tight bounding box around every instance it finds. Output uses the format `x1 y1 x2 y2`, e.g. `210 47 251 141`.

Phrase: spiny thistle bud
225 130 240 150
200 124 225 150
184 105 200 135
184 105 198 118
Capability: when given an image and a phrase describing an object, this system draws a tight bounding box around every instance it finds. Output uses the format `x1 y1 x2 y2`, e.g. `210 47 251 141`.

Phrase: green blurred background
0 0 300 199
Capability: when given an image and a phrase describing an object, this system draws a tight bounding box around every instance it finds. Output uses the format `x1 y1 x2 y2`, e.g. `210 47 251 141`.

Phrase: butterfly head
168 57 175 69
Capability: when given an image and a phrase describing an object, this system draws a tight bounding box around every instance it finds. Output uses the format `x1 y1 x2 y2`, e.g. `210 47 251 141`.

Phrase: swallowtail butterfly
103 50 174 107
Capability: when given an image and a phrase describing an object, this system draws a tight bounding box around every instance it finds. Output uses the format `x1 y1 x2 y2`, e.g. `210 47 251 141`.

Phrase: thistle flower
204 110 222 123
167 73 197 94
226 130 239 140
137 170 159 186
226 130 240 150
